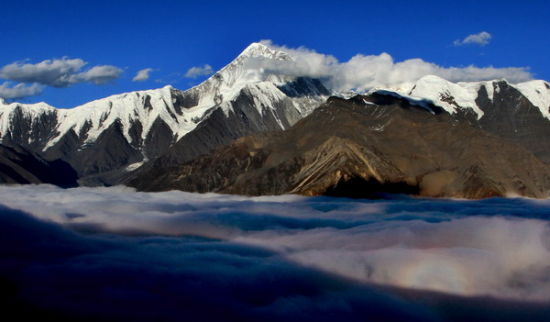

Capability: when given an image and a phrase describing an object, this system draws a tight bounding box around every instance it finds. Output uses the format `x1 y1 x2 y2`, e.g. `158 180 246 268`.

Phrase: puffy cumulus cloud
454 31 492 46
0 82 43 100
132 68 153 82
0 58 122 88
74 65 122 84
184 64 213 78
248 40 531 92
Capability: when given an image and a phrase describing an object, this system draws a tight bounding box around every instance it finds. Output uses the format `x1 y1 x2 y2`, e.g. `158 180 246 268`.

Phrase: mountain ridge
129 93 550 198
1 42 550 197
0 42 329 181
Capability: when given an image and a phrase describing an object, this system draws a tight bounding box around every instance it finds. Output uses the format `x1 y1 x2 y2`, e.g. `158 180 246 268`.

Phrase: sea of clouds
0 185 549 321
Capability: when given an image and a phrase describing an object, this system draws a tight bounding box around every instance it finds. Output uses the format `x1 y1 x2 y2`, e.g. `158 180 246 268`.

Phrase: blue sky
1 0 549 107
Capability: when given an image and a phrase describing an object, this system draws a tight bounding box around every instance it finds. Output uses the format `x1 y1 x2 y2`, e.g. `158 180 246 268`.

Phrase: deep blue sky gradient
2 0 549 107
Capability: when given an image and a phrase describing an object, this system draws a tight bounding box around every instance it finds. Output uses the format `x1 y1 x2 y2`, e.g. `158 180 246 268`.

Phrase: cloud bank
132 68 153 81
0 200 433 322
185 64 213 78
251 40 531 92
454 31 492 46
0 185 550 304
2 186 550 320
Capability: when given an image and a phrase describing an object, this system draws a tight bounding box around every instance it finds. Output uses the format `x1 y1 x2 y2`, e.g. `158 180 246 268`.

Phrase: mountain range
1 42 550 198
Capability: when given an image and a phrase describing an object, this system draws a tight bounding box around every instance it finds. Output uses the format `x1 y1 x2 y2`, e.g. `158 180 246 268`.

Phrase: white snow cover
0 100 57 142
0 42 327 152
381 75 550 120
515 80 550 120
48 85 205 149
184 42 299 115
1 42 549 152
404 75 486 118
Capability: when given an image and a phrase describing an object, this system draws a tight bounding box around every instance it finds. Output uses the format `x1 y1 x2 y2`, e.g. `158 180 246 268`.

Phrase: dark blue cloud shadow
0 205 435 322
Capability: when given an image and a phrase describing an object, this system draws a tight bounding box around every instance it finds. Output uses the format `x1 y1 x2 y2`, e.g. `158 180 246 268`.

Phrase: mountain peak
238 42 292 61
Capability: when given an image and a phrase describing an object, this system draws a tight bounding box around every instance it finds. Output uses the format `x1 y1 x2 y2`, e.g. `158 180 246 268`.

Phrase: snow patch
515 80 550 120
406 75 484 118
125 160 146 172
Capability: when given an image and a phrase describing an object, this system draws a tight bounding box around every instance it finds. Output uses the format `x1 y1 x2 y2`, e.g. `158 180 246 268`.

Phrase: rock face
0 144 77 187
389 75 550 164
129 93 550 199
0 42 328 184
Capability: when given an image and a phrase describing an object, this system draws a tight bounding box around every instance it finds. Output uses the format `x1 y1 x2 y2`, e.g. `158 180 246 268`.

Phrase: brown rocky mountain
129 93 550 199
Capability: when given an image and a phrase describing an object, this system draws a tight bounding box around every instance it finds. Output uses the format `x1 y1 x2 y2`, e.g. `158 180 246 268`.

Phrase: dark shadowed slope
0 145 77 187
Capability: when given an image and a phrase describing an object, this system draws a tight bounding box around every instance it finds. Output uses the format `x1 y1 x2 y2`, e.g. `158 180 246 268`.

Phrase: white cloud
454 31 492 46
1 185 550 302
0 82 43 100
0 58 122 87
247 40 530 92
0 199 433 321
132 68 153 82
73 65 122 84
184 64 213 78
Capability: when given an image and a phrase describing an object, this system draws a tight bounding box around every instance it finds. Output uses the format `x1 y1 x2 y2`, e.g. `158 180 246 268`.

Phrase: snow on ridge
239 42 292 61
403 75 485 118
163 42 296 115
0 100 58 141
41 43 299 150
515 80 550 120
370 75 550 121
0 99 57 112
46 85 210 150
175 42 310 119
2 42 321 151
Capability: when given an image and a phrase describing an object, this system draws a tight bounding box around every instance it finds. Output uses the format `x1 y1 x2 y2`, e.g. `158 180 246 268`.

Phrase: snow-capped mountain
0 42 329 181
128 73 550 199
130 87 550 199
1 41 550 189
367 75 550 164
129 92 550 199
382 74 550 120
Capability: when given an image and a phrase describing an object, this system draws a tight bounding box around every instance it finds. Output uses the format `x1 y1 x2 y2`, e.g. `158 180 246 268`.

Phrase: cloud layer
0 199 433 322
454 31 492 46
2 186 550 320
185 64 213 78
250 40 531 92
0 185 549 304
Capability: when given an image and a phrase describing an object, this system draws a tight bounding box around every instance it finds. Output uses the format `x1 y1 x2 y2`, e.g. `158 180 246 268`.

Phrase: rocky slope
387 75 550 163
129 93 550 199
0 144 77 187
